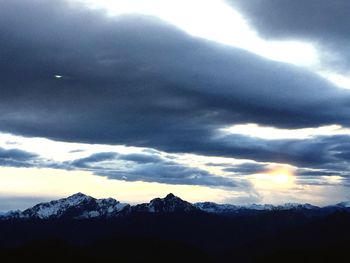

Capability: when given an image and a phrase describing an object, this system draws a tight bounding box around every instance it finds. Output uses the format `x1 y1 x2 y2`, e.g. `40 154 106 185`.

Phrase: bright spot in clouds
0 132 144 162
71 0 319 67
221 124 350 140
268 167 295 185
320 71 350 90
70 0 350 89
249 166 296 190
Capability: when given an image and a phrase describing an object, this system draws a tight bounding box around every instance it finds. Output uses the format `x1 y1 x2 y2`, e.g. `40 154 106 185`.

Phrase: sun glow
249 166 296 189
268 167 295 185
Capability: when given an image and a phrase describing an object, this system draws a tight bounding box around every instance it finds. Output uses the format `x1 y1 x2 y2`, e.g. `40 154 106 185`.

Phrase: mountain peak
70 192 87 197
132 193 197 213
67 192 90 199
164 193 184 202
65 192 93 206
165 193 176 199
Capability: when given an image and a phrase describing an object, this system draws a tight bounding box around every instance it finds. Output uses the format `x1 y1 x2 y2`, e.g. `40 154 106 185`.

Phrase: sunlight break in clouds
221 124 350 140
320 71 350 90
248 165 296 190
70 0 319 67
0 132 144 162
69 0 350 89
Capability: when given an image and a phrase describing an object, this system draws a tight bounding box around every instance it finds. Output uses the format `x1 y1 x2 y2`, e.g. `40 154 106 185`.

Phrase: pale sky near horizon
1 0 350 210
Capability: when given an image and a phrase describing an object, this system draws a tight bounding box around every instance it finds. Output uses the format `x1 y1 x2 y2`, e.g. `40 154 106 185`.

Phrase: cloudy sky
1 0 350 210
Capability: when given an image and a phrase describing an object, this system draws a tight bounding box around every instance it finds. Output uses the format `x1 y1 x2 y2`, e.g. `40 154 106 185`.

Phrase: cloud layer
1 0 350 190
67 151 243 188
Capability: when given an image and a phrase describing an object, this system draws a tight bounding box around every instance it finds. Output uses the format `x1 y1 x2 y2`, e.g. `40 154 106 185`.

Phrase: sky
1 0 350 210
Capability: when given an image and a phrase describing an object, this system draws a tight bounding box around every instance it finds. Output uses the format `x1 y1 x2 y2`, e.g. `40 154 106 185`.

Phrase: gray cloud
66 151 242 188
68 152 164 168
1 1 350 138
0 147 37 160
69 152 118 168
99 162 241 188
223 162 268 175
296 169 345 178
152 134 343 168
118 153 165 164
0 147 38 168
1 0 350 187
229 0 350 72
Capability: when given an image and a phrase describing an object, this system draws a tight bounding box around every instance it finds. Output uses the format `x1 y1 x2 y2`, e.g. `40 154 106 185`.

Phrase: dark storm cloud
0 147 38 167
67 151 241 188
230 0 350 72
1 0 350 182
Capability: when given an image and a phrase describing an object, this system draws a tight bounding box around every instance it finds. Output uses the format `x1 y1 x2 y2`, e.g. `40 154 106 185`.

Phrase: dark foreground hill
0 193 349 263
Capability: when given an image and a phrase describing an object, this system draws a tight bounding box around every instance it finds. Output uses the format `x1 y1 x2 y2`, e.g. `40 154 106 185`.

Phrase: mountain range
1 192 349 220
1 193 350 263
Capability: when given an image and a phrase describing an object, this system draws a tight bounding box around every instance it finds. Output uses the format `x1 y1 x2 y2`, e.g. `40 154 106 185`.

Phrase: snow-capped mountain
194 202 240 213
194 202 319 214
0 193 198 220
132 193 198 213
2 193 129 220
0 193 348 220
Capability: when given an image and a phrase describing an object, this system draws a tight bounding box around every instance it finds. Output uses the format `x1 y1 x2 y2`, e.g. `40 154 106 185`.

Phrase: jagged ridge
0 192 349 220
